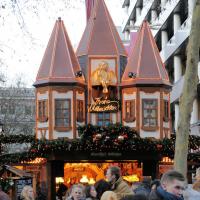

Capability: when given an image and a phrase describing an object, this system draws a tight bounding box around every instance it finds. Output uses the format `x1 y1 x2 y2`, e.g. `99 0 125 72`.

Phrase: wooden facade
33 1 172 199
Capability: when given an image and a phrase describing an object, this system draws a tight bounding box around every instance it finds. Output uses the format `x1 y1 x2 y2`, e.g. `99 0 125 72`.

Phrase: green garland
0 178 14 193
0 124 200 164
0 134 35 143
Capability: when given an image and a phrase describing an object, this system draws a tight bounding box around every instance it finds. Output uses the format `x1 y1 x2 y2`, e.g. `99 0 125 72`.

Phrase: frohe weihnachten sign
88 98 119 113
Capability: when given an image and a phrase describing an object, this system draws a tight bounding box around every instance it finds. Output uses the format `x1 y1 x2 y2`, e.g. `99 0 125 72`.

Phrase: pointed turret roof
121 21 170 87
34 18 85 87
76 0 127 56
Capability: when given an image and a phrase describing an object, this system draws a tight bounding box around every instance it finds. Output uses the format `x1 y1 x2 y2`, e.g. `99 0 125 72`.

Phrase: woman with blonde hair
100 191 117 200
20 185 35 200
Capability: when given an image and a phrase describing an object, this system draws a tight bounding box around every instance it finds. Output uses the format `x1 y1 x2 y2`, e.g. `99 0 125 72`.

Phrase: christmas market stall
0 165 32 200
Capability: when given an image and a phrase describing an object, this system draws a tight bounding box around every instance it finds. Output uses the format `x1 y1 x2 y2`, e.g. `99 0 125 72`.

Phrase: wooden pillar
143 159 159 180
46 161 56 200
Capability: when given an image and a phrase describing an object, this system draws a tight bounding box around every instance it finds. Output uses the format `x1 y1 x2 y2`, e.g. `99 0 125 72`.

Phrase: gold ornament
91 61 117 94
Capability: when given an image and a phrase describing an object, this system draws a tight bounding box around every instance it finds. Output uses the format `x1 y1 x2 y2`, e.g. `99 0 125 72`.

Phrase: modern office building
121 0 199 135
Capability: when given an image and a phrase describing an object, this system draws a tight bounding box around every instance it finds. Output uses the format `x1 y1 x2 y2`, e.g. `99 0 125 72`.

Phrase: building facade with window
34 0 171 140
121 0 200 135
0 87 35 135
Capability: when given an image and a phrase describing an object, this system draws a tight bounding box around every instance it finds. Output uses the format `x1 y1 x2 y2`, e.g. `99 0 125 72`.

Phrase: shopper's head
94 179 110 199
21 185 34 200
106 166 121 183
85 185 97 198
71 184 84 200
160 170 185 197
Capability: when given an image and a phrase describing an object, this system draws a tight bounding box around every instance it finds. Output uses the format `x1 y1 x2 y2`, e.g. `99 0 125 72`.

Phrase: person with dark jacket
56 183 68 200
120 194 148 200
149 170 185 200
134 178 151 197
94 179 110 199
106 166 133 200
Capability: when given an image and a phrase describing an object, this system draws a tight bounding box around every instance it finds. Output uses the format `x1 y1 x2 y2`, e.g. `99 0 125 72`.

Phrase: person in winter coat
133 178 151 197
106 166 133 200
100 191 117 200
149 170 185 200
120 194 148 200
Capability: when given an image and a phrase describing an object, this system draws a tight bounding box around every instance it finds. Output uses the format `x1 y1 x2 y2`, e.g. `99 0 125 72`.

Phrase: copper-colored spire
34 18 85 87
76 0 127 56
121 21 170 87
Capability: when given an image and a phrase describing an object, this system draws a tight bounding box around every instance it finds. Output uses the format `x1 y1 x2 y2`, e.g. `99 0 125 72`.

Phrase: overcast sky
0 0 125 87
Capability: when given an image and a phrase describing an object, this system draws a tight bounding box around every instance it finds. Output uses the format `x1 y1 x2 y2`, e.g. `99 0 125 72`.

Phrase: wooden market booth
0 165 32 200
32 0 173 199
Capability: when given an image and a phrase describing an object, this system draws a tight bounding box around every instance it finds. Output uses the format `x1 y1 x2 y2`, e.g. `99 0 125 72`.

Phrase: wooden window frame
124 100 135 122
142 99 158 131
55 99 71 131
38 100 48 122
97 113 111 126
163 100 169 122
77 100 84 122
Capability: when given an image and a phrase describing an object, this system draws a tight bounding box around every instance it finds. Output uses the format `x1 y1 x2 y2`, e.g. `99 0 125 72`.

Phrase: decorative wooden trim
53 88 70 93
163 117 169 122
136 88 140 133
122 88 137 94
160 90 163 139
37 87 49 94
77 90 84 95
35 90 38 139
77 99 84 122
38 128 48 130
49 88 53 140
88 58 92 124
141 126 159 131
38 117 48 123
37 128 48 139
54 127 72 132
123 100 136 123
140 88 161 93
38 100 48 122
73 89 76 139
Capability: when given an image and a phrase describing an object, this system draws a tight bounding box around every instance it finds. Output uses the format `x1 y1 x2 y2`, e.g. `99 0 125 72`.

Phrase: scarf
157 186 184 200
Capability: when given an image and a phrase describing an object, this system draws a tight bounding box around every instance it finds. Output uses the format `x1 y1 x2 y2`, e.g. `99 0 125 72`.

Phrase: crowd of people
55 166 200 200
1 166 200 200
